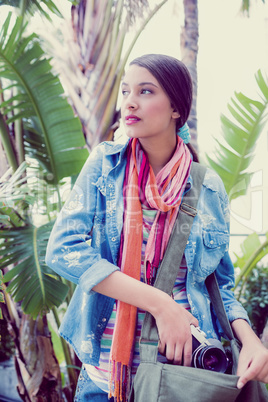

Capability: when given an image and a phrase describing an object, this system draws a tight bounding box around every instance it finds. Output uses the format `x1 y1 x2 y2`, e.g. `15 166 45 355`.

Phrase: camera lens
201 347 227 372
192 340 228 373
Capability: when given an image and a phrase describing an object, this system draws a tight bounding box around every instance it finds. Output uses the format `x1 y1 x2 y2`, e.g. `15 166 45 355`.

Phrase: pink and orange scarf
109 137 192 401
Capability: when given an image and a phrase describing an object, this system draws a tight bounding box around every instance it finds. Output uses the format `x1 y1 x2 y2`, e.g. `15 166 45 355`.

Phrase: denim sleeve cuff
226 304 251 326
79 258 120 294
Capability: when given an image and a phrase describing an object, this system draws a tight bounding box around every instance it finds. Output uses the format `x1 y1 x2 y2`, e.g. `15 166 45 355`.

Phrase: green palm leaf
0 13 88 183
1 221 68 318
0 0 62 20
206 70 268 201
0 163 32 228
0 163 69 318
233 232 268 299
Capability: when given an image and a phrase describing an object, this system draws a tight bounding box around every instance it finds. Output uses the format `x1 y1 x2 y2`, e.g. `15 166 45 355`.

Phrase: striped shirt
85 206 190 392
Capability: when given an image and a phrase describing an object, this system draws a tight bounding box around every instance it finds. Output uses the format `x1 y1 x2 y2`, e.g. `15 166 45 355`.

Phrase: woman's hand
236 341 268 388
153 296 198 366
232 319 268 388
93 270 199 366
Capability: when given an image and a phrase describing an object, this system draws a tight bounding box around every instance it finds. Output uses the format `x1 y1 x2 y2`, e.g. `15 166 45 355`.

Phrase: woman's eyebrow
121 81 158 87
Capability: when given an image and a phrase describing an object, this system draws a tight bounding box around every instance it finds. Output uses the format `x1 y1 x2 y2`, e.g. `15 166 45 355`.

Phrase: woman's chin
125 129 139 139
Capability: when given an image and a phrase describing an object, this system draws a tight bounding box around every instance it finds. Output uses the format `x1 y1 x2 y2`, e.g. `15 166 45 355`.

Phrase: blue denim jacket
45 140 249 366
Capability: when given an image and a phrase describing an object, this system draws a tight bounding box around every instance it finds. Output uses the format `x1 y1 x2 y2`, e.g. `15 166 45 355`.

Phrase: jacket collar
104 139 193 188
104 139 130 156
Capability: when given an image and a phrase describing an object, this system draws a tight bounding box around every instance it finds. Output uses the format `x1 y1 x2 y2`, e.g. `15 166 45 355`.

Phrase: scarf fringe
109 360 131 402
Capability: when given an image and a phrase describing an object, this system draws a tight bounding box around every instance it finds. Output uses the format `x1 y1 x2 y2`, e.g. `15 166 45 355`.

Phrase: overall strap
140 162 207 347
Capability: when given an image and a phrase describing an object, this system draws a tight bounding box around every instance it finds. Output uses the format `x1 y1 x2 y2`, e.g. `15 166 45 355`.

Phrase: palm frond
1 221 68 318
0 162 69 318
0 162 32 228
0 13 89 183
52 0 168 149
206 70 268 201
124 0 149 25
0 0 62 20
240 0 266 17
233 232 268 299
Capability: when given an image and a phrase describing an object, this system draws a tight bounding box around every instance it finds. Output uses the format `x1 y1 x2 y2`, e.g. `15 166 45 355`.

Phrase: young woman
46 54 268 401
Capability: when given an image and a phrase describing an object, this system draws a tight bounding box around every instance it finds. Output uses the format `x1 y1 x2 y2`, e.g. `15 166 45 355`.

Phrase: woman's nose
125 93 138 110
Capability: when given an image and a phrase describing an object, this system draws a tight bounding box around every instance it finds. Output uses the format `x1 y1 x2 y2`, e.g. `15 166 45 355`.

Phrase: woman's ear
170 103 180 119
172 109 180 119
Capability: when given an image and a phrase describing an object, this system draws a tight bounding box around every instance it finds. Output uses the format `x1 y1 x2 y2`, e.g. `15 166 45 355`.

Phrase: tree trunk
181 0 199 153
2 294 65 401
15 314 63 401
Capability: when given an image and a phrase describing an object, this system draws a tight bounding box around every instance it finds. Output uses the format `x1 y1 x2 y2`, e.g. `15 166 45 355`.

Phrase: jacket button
111 237 116 242
210 240 214 244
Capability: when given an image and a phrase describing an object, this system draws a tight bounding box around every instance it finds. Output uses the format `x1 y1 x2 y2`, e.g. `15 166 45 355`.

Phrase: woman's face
120 65 179 142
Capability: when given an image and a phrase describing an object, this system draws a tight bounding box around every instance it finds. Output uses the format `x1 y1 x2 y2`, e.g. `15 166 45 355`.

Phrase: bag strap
205 273 235 341
204 274 240 372
140 162 207 345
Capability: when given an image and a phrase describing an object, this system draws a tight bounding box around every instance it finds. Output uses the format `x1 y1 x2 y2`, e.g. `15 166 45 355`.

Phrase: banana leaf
0 13 89 184
1 221 68 318
206 70 268 201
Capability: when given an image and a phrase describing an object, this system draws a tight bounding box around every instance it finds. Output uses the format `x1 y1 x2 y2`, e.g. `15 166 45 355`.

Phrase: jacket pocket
202 230 229 248
200 230 229 276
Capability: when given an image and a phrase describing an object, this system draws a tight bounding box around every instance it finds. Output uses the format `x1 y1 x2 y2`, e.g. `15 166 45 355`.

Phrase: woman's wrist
93 270 171 315
146 287 173 318
231 318 262 347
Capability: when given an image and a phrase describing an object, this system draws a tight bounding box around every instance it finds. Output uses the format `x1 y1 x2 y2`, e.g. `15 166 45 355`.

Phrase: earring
177 123 191 144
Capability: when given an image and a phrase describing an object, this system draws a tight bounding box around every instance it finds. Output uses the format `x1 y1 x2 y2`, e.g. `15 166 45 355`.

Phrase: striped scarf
109 137 192 401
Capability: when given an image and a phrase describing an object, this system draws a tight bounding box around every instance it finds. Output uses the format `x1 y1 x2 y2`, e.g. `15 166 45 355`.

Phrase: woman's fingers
183 336 193 366
165 342 177 363
158 339 166 356
237 345 268 388
158 323 193 365
159 333 192 366
154 297 198 366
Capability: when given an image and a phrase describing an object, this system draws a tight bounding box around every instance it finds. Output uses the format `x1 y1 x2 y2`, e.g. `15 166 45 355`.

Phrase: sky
1 0 267 258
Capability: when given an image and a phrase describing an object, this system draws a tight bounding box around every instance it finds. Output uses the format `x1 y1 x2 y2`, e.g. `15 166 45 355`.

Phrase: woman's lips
125 115 141 125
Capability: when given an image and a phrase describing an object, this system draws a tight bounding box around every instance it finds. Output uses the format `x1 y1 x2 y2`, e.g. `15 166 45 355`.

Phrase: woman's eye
141 89 152 95
122 90 129 96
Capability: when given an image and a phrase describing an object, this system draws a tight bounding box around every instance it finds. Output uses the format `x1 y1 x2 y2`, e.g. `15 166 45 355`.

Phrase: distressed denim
45 140 249 366
74 366 114 401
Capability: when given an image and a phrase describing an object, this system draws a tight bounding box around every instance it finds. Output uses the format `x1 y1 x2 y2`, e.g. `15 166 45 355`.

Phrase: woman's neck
139 134 177 176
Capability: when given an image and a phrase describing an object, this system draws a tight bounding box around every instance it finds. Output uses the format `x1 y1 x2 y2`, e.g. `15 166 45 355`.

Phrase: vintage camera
191 325 230 373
